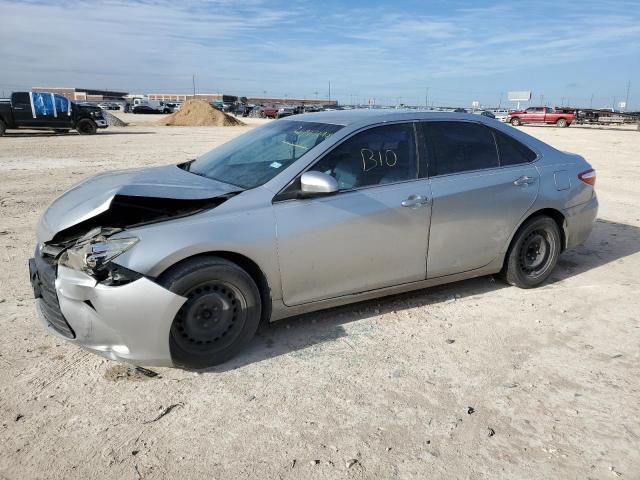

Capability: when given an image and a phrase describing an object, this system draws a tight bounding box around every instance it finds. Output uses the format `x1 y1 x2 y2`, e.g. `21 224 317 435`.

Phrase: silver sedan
29 110 598 368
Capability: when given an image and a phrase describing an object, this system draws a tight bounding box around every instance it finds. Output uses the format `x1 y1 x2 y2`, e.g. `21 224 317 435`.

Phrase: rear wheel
76 118 97 135
0 119 6 136
159 257 261 369
502 216 561 288
510 117 521 126
556 118 568 128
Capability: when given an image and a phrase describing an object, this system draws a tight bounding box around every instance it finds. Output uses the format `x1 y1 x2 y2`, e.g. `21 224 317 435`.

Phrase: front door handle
513 175 535 186
401 194 430 208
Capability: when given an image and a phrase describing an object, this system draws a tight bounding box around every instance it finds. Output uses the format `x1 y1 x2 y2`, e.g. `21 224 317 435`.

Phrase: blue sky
1 0 639 108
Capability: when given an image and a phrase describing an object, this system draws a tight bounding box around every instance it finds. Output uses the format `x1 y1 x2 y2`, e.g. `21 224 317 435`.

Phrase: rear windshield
186 121 343 189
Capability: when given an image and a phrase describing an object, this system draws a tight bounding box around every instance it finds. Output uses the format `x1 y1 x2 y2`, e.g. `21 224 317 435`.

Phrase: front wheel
76 118 97 135
510 117 522 126
159 257 262 369
502 216 561 288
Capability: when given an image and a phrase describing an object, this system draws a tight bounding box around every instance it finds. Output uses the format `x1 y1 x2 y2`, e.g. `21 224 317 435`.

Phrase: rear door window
12 92 30 105
422 121 499 176
493 130 537 166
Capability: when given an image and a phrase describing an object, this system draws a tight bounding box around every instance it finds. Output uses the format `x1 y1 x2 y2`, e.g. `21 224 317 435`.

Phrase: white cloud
0 0 638 106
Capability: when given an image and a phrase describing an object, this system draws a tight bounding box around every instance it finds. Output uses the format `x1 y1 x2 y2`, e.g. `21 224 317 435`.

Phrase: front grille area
33 253 76 339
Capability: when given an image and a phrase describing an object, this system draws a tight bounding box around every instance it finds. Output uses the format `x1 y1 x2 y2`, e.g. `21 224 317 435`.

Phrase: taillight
578 168 596 186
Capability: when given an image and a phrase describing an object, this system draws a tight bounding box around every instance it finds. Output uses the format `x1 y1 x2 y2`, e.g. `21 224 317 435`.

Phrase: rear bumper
563 194 598 249
31 260 185 366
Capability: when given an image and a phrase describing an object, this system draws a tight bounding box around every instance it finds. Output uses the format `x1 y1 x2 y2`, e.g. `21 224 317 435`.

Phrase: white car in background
491 109 510 122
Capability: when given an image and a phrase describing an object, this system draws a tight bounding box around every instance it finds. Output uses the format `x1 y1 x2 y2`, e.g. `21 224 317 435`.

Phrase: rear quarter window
493 130 537 165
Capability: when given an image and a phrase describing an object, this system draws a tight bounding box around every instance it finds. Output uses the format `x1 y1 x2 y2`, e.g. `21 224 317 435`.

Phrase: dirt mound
104 111 127 127
158 99 245 127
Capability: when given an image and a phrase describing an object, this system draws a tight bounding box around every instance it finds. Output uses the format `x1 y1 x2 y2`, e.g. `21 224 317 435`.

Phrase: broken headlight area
58 229 140 282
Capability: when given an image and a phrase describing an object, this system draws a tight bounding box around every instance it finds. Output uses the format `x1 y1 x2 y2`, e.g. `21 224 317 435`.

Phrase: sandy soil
0 117 639 479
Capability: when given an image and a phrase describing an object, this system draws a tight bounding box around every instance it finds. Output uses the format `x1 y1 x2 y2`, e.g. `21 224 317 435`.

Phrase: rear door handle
401 194 430 208
513 175 535 186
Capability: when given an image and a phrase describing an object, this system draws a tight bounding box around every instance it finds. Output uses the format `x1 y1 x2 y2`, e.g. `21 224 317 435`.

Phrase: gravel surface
0 120 638 479
104 111 128 127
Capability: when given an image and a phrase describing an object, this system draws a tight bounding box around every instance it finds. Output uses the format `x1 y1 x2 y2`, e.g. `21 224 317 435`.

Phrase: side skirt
269 256 504 322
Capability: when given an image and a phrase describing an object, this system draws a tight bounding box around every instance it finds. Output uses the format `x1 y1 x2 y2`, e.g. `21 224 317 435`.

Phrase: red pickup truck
507 107 574 128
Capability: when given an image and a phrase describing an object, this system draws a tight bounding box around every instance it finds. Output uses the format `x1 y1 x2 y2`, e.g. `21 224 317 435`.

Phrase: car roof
289 109 499 126
285 108 555 156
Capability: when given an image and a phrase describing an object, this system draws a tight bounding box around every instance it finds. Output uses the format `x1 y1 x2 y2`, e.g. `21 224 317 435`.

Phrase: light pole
624 80 631 111
328 81 331 104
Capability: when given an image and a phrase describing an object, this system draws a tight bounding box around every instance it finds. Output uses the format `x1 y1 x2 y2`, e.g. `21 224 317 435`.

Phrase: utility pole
498 92 503 108
425 87 429 109
328 81 331 104
624 80 631 111
192 74 196 98
590 94 594 108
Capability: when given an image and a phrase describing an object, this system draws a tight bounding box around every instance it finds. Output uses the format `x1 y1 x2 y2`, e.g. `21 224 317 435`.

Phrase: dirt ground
1 114 639 479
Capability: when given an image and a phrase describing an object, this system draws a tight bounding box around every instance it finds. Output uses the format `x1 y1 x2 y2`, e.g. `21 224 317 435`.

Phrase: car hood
38 164 240 243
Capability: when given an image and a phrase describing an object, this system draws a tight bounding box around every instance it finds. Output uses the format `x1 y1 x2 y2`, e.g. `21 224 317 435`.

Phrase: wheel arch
504 207 567 260
156 251 273 324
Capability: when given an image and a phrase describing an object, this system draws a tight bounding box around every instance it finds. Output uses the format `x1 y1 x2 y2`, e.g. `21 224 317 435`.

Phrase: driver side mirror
299 171 338 197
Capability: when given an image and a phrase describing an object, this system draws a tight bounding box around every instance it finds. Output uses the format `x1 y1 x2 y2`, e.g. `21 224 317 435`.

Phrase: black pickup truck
0 92 108 135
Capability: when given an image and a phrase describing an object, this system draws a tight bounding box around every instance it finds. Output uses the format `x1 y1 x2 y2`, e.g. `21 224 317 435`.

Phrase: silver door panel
275 180 432 306
427 164 539 278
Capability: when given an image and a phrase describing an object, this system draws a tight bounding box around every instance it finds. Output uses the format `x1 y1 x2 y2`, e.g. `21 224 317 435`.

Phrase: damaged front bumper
30 257 185 366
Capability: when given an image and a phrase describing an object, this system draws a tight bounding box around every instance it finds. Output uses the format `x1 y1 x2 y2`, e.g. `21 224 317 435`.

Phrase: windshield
187 121 343 189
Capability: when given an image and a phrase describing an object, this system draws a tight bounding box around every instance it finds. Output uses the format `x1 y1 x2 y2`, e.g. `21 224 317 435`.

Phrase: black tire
76 118 97 135
502 216 561 288
556 118 568 128
510 117 522 126
159 257 261 369
54 129 70 134
0 119 6 136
